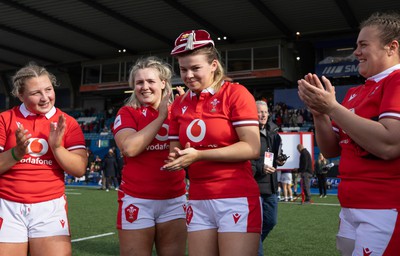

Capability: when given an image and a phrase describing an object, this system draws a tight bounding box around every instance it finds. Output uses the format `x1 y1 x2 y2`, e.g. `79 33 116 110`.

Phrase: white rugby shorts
117 192 187 230
186 196 262 233
337 207 400 255
0 195 70 243
280 172 293 184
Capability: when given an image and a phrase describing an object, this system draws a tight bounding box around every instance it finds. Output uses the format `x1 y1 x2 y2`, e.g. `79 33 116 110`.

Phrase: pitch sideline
72 232 115 243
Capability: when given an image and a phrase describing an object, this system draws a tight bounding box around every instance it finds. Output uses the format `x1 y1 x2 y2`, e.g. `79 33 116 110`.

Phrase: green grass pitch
66 186 340 256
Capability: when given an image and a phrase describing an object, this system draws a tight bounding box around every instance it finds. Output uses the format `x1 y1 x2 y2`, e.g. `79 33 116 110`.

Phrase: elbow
249 147 260 160
376 146 400 161
121 149 138 158
324 153 339 159
76 171 85 178
75 159 88 177
120 143 140 158
319 148 341 159
252 141 261 159
380 155 393 161
77 165 87 177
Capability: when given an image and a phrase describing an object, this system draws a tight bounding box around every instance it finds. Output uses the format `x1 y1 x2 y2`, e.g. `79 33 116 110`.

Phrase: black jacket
315 159 327 175
298 148 313 174
251 122 282 195
103 153 119 177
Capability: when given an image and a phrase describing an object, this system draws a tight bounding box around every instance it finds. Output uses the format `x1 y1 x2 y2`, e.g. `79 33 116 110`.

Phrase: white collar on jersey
189 81 226 99
367 64 400 83
19 103 56 119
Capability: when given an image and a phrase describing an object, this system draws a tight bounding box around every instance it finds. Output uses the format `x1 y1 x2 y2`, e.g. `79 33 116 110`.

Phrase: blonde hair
360 12 400 54
125 57 173 108
11 62 58 97
175 45 225 93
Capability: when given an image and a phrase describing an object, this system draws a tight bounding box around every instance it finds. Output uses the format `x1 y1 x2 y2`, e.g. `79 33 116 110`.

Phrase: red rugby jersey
333 67 400 209
113 105 186 199
0 104 86 203
169 81 260 200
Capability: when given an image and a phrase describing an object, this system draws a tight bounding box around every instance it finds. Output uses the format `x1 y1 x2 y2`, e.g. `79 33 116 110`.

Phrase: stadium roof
0 0 399 73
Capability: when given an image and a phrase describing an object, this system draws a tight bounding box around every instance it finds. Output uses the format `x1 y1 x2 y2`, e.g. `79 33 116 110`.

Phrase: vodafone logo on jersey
20 138 53 165
186 119 206 143
27 138 49 157
155 124 169 141
146 124 170 151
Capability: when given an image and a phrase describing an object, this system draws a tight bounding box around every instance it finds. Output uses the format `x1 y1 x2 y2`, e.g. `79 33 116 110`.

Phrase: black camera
322 163 334 171
277 152 289 162
321 163 334 174
276 153 290 166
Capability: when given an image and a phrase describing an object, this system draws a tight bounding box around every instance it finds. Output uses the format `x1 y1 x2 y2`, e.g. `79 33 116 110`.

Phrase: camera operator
251 100 284 256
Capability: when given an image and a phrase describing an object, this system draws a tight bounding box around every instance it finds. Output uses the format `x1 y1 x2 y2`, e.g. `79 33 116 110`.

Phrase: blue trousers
258 193 278 256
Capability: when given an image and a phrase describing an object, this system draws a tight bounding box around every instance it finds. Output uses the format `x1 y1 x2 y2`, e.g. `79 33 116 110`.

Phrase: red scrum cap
171 29 215 55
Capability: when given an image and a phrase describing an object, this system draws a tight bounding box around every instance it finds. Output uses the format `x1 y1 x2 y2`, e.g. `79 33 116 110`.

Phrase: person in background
163 29 261 256
94 155 105 189
315 153 328 198
276 170 283 201
298 12 400 255
102 148 119 191
280 169 293 202
292 168 301 197
113 57 187 256
111 146 122 187
295 144 313 204
85 147 95 184
0 63 87 256
252 100 283 256
116 151 124 186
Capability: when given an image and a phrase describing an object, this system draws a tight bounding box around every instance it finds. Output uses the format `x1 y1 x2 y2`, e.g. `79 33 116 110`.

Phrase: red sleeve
64 113 86 151
0 108 17 151
168 97 181 141
380 70 400 120
0 111 9 151
227 83 259 127
112 106 138 135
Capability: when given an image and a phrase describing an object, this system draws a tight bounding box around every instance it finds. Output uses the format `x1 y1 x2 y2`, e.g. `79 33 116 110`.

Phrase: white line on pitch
311 203 340 206
72 232 115 242
65 192 81 195
286 202 340 206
